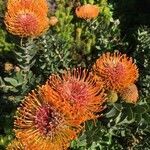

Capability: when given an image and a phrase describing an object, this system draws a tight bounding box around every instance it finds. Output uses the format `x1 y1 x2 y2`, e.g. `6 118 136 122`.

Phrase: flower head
5 0 49 37
49 16 58 26
93 52 139 91
75 4 100 20
4 62 14 73
119 84 139 104
14 87 81 150
7 139 24 150
47 68 106 123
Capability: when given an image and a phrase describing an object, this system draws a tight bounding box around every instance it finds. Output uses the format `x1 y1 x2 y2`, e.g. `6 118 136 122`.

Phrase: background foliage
0 0 150 149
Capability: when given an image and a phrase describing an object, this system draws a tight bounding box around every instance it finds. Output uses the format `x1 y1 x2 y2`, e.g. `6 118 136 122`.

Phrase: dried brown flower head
49 16 58 26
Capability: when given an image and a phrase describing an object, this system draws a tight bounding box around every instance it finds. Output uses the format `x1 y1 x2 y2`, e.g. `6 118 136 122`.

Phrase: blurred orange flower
93 52 139 91
119 84 139 104
49 16 58 26
75 4 100 20
5 0 49 37
47 68 106 123
7 139 24 150
14 87 81 150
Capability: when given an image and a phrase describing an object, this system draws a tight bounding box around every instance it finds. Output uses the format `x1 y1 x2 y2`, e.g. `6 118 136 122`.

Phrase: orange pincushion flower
5 0 49 37
7 139 24 150
93 52 139 91
119 84 139 104
14 87 81 150
47 68 106 123
75 4 100 20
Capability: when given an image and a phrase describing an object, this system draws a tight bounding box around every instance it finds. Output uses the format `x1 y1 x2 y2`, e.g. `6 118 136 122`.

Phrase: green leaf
4 77 18 87
142 113 150 124
105 107 118 118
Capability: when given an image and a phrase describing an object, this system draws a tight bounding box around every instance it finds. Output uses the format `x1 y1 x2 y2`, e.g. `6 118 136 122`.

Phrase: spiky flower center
16 13 38 34
107 63 125 82
60 79 88 105
35 105 62 135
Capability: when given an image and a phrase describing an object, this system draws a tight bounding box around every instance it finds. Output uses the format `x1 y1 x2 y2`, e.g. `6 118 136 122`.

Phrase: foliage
0 0 5 15
133 27 150 98
71 97 150 149
0 29 14 52
0 0 14 53
0 0 150 149
34 2 75 76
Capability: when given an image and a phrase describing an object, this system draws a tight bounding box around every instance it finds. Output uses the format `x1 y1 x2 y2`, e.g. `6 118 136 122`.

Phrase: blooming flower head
7 139 24 150
47 68 106 123
14 86 81 150
5 0 49 37
119 84 139 104
93 52 139 91
75 4 100 20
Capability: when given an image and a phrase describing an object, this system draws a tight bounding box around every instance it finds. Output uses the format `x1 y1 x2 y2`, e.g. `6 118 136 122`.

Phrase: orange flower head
7 139 24 150
14 87 81 150
93 52 139 91
119 84 139 104
5 0 49 37
49 16 58 26
75 4 100 20
47 68 106 123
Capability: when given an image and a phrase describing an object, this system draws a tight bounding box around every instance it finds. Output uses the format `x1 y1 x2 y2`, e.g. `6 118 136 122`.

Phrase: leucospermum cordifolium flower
119 84 139 104
7 139 24 150
14 86 81 150
75 4 100 20
93 52 139 92
47 68 106 124
4 0 49 37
